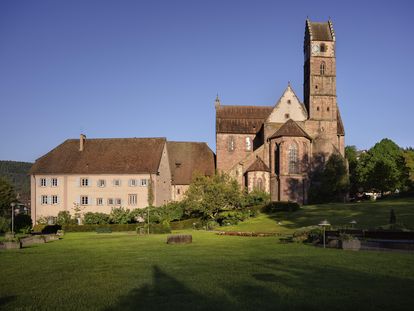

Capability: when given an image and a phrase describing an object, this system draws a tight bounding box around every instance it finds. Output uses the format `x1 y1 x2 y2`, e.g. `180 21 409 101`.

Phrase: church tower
303 19 337 121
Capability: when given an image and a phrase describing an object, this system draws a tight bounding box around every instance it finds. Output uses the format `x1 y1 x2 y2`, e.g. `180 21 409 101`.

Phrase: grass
1 230 414 310
221 197 414 234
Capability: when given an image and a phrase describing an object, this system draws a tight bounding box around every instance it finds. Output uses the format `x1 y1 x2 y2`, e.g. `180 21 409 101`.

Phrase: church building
215 19 345 204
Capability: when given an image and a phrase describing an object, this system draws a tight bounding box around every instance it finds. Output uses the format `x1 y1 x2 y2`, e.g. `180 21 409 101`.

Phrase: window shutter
57 196 60 204
88 178 92 187
89 196 93 205
76 196 80 205
76 177 80 187
45 179 49 187
48 196 51 205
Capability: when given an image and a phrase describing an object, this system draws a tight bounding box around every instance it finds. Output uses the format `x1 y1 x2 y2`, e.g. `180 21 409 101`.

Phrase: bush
33 224 62 234
292 226 323 243
242 205 263 218
110 207 134 224
62 224 140 232
170 218 200 230
57 211 75 226
263 201 300 213
144 222 171 234
216 211 247 226
14 214 32 233
0 216 10 233
84 212 110 225
244 190 270 207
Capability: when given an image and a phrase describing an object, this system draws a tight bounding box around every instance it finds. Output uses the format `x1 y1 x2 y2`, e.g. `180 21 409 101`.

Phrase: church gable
266 85 308 123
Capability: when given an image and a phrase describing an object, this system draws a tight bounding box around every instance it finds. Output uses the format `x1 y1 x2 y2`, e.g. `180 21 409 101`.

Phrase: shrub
170 218 200 230
110 207 133 224
263 201 300 213
144 222 171 234
242 205 263 218
216 211 247 226
244 190 270 207
0 216 10 233
62 224 140 232
57 211 74 226
292 226 323 243
14 214 32 233
84 212 110 225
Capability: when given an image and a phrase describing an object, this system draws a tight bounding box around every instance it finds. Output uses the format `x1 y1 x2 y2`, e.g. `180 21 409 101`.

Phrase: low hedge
263 201 301 213
33 224 62 234
62 224 142 232
144 223 171 234
170 218 201 230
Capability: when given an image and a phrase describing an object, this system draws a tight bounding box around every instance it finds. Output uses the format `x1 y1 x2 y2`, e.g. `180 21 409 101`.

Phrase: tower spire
215 93 221 108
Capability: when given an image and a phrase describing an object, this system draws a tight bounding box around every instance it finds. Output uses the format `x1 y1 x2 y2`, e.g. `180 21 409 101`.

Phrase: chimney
79 134 86 151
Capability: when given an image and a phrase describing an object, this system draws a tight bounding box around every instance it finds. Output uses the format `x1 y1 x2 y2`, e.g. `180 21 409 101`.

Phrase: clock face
312 44 320 54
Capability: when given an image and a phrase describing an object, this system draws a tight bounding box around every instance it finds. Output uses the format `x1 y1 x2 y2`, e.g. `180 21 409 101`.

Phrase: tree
0 177 16 217
309 153 349 203
345 145 359 195
183 173 243 221
356 139 409 194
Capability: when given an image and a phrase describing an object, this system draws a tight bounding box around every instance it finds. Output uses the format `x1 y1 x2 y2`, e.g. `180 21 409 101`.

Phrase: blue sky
0 0 413 162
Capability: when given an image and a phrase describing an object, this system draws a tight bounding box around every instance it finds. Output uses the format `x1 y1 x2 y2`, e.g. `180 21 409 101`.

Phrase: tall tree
0 177 16 217
356 139 409 194
345 145 358 194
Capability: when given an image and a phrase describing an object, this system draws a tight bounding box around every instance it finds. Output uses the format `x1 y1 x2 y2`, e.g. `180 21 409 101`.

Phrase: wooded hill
0 160 32 202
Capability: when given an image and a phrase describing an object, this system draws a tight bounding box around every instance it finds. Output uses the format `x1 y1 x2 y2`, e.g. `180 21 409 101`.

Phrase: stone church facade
216 19 345 204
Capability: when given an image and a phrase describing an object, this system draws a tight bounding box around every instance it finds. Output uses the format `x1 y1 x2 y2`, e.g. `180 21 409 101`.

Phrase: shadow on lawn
105 262 414 311
0 296 16 307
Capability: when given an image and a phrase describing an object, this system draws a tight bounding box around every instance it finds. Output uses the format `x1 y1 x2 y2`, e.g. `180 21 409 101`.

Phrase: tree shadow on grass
0 296 16 307
105 261 414 311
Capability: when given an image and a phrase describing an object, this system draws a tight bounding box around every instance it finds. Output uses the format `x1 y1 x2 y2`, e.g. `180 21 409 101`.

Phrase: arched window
228 136 235 152
288 143 299 174
256 178 263 191
320 61 326 75
245 137 252 151
274 144 280 175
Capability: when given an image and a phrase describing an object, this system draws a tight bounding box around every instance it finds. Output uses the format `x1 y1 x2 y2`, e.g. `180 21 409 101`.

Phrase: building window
287 99 291 104
245 137 252 151
81 196 89 205
128 194 137 206
129 179 137 187
115 198 122 205
97 198 103 206
327 107 330 112
80 178 89 187
177 188 181 195
288 143 299 174
320 61 326 75
140 179 148 187
108 198 114 205
317 106 320 111
40 178 47 187
320 43 326 52
51 178 58 187
41 195 48 205
97 179 106 187
51 195 58 205
315 85 318 89
285 113 290 119
113 179 121 186
255 178 264 191
228 136 235 152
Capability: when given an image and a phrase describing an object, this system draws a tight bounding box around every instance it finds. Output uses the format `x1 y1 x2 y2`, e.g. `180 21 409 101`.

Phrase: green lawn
1 230 414 310
221 197 414 234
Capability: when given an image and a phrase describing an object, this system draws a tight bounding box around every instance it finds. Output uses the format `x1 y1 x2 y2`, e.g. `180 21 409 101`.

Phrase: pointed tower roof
306 19 335 41
245 156 270 173
269 119 312 140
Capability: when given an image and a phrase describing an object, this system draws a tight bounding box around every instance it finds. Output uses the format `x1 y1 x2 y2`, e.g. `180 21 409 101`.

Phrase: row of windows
228 137 252 152
39 178 149 188
41 194 138 206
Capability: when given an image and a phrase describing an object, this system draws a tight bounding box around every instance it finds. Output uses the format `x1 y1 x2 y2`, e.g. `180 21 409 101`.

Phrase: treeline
346 139 414 196
0 160 32 201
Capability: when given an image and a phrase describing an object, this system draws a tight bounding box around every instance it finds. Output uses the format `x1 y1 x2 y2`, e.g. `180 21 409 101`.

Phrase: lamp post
11 202 16 235
318 220 331 248
349 220 357 229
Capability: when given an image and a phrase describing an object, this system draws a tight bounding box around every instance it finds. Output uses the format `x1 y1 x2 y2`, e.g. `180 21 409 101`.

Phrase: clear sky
0 0 413 162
